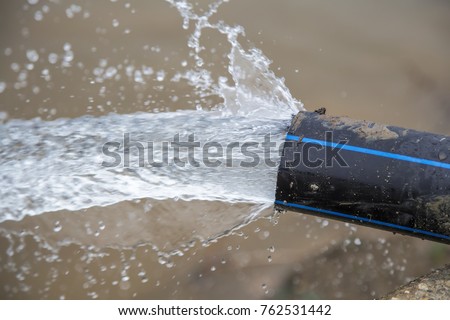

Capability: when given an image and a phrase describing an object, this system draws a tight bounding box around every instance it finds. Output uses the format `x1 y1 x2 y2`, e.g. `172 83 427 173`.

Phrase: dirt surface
383 264 450 299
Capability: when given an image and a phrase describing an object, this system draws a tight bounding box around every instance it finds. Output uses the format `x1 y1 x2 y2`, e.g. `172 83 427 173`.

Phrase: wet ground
0 0 449 299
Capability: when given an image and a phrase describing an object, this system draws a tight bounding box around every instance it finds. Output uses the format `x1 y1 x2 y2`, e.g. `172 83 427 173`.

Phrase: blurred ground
383 264 450 299
0 0 449 299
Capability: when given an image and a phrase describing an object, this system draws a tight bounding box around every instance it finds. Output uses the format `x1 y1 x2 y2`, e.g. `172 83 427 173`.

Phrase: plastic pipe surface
275 111 450 244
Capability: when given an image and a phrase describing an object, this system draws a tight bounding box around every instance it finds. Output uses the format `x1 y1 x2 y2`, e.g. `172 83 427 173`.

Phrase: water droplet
158 256 174 268
120 277 131 290
6 246 14 257
34 11 43 21
268 245 275 253
10 63 20 72
140 276 148 283
134 70 144 83
438 151 447 161
28 0 39 5
105 66 117 78
138 271 148 283
260 230 270 240
26 49 39 63
112 19 119 27
0 82 6 94
182 18 189 30
142 66 153 75
261 283 269 294
63 51 74 63
143 201 152 213
156 70 165 82
267 255 272 263
48 53 58 64
53 221 62 232
354 238 361 246
210 266 216 272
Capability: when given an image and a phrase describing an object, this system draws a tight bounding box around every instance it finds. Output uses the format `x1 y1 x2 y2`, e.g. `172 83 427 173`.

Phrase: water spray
275 111 450 244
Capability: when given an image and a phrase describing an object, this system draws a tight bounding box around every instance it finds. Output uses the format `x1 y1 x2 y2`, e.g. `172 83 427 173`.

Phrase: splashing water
0 111 288 222
0 0 302 252
166 0 303 118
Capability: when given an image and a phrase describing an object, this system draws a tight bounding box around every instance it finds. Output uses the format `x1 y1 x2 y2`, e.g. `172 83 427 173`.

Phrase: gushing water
0 0 302 245
0 110 289 222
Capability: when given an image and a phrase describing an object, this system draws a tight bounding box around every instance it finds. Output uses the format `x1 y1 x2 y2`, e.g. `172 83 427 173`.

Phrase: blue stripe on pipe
285 134 450 170
274 200 450 241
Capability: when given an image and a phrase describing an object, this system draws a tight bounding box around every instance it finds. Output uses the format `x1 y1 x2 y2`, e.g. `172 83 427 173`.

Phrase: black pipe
275 111 450 244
